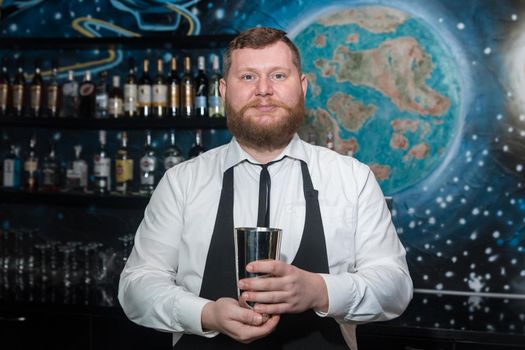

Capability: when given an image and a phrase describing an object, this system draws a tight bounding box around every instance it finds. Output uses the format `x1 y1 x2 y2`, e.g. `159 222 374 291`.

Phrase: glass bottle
208 54 224 118
138 59 152 118
93 130 111 195
194 56 208 118
0 57 10 117
163 130 183 171
139 131 157 195
23 135 38 192
124 58 138 118
2 144 22 190
46 62 60 118
115 131 133 195
41 142 59 193
188 129 206 159
108 75 124 118
152 58 167 118
181 56 194 118
12 60 26 118
30 61 44 118
167 57 180 118
65 145 88 192
78 70 96 119
95 71 108 119
61 70 78 118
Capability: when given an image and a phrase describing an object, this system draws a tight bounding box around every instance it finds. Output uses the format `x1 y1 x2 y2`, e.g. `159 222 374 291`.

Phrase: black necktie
255 158 284 227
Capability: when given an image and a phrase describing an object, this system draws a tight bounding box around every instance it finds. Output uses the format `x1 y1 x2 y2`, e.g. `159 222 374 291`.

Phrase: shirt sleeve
318 165 413 323
117 170 218 337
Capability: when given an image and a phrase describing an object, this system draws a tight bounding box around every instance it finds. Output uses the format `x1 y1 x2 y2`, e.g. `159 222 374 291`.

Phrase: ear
219 78 227 102
300 74 308 98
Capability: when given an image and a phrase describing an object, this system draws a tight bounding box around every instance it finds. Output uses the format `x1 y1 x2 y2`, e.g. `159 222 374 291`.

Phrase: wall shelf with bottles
0 190 148 209
0 35 237 50
0 116 227 130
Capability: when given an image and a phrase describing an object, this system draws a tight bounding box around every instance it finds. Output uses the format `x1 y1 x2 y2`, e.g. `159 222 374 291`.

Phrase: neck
238 142 287 164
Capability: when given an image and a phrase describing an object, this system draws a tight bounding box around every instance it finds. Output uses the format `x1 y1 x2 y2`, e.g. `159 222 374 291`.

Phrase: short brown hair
223 27 302 78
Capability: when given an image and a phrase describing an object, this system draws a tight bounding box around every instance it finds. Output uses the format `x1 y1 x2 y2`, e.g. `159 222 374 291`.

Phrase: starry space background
1 0 525 334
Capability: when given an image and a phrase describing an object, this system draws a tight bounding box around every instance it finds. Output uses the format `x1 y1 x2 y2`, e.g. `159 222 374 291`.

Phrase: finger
246 260 286 276
241 290 288 305
238 275 284 292
253 302 289 315
236 307 266 326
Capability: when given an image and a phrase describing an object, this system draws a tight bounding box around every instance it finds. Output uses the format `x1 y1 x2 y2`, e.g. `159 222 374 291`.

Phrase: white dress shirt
118 134 413 346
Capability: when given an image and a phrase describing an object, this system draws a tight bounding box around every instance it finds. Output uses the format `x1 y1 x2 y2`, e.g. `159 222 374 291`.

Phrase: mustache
239 98 292 115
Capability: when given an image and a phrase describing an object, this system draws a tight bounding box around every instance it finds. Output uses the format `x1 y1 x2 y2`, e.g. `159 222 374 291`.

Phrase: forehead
230 41 295 71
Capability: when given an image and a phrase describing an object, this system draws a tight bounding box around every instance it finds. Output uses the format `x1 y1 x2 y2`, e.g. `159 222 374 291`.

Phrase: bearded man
119 27 412 350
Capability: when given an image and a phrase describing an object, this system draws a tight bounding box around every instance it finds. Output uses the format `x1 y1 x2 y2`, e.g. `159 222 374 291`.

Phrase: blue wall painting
1 0 525 334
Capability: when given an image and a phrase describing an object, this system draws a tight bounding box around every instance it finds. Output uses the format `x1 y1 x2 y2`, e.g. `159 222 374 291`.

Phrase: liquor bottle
194 56 208 118
124 58 138 118
41 142 59 192
65 145 88 192
139 131 157 195
46 62 60 118
23 135 39 192
95 71 108 119
12 60 26 118
108 75 124 118
208 54 224 118
2 144 21 190
30 61 44 118
61 70 78 118
0 57 10 117
93 130 111 195
188 129 206 159
152 58 167 118
115 131 133 195
163 130 184 171
138 59 152 118
167 57 180 118
325 131 335 151
78 70 96 119
181 56 194 118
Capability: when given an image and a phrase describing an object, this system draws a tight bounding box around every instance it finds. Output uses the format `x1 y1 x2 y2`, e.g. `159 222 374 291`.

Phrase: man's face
220 41 308 151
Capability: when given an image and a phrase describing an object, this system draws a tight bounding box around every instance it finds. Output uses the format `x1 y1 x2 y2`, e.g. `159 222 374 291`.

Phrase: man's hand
237 260 329 315
201 297 280 344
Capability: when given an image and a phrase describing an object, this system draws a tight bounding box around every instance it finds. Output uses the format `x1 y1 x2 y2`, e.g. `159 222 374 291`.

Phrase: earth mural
293 6 462 195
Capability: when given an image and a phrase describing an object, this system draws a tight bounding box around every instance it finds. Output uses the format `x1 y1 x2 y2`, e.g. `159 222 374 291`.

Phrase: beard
226 95 305 151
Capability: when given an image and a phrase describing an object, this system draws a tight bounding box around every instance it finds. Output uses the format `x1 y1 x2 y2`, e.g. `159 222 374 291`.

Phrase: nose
255 76 273 97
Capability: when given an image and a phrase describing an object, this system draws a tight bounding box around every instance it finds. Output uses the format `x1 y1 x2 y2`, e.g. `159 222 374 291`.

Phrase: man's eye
273 73 286 80
241 74 255 81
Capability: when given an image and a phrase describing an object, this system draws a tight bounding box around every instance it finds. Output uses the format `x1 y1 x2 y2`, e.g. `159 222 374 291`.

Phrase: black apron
175 161 348 349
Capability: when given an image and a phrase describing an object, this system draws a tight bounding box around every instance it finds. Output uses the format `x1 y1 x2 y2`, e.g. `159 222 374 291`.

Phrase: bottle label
140 156 156 172
13 85 24 109
62 82 78 96
47 86 59 110
124 84 138 113
164 155 183 170
0 84 8 108
96 92 108 110
169 84 180 108
152 84 168 106
195 96 207 109
74 161 88 186
42 167 57 186
116 159 133 182
94 157 111 177
24 159 38 172
208 95 221 108
3 159 21 188
108 97 123 116
182 83 193 109
138 85 152 106
30 85 42 109
80 83 95 97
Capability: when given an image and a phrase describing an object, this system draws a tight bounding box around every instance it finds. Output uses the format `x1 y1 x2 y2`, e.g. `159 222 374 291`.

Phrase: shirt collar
222 134 308 172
